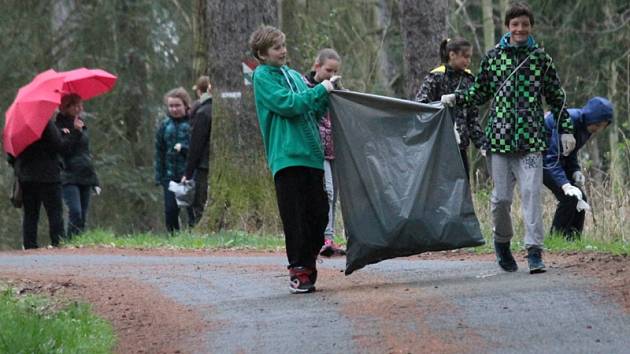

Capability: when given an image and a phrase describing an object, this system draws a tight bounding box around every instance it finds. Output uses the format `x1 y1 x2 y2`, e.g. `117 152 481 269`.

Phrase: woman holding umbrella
9 111 83 249
4 68 117 249
55 93 100 238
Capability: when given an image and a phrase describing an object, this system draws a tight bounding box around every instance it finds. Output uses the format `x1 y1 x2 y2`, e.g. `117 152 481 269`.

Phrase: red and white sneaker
289 267 316 294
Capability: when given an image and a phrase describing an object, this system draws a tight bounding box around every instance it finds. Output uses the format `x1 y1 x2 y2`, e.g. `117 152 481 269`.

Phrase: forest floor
0 247 628 353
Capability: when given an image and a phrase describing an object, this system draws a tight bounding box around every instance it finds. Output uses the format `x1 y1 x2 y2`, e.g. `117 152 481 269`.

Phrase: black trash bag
328 90 485 275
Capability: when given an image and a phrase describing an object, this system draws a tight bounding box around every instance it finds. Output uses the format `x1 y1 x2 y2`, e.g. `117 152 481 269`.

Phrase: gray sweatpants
323 160 338 239
489 152 544 248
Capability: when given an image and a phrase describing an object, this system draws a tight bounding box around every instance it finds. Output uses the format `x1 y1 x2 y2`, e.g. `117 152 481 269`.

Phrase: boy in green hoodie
249 25 339 294
441 2 575 274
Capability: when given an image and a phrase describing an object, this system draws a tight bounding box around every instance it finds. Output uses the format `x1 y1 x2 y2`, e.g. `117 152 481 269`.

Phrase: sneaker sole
529 268 546 274
497 261 518 272
289 286 316 294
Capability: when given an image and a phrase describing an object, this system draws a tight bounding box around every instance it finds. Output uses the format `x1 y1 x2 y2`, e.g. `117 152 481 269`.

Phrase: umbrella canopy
3 70 66 157
3 68 117 157
58 67 117 100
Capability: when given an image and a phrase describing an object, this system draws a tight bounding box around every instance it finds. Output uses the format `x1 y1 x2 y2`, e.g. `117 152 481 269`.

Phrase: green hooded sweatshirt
252 64 329 177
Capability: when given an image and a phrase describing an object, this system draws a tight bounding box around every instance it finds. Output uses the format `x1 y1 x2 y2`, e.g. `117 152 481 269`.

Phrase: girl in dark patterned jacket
154 87 194 233
441 2 576 275
415 37 487 180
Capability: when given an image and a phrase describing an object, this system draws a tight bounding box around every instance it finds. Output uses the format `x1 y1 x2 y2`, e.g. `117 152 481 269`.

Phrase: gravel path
0 250 628 353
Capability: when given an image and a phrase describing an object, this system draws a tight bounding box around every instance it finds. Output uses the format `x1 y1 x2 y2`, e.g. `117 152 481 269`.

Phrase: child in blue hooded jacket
543 97 613 239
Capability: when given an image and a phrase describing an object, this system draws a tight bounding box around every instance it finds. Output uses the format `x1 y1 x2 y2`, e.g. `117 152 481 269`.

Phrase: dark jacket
302 71 335 160
543 97 613 187
155 115 191 184
55 113 99 186
184 95 212 179
13 119 81 183
455 33 574 153
415 65 486 150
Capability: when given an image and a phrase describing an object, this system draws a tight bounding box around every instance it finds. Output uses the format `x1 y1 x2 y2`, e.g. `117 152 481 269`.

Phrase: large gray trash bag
328 90 485 275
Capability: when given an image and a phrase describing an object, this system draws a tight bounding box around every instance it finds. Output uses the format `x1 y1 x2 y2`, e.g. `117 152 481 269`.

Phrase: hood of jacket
579 96 613 126
498 32 538 49
303 70 318 87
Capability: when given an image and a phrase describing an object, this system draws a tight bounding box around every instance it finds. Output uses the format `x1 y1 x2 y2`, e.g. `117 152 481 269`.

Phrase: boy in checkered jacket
441 2 576 274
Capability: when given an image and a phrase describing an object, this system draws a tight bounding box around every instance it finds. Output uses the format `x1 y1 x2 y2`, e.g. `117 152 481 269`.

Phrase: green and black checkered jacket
455 33 573 153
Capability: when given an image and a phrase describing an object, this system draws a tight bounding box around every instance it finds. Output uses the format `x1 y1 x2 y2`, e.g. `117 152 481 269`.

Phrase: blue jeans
163 182 195 233
63 184 92 238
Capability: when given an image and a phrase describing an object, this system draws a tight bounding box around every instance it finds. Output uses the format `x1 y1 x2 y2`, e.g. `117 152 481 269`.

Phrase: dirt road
0 248 628 353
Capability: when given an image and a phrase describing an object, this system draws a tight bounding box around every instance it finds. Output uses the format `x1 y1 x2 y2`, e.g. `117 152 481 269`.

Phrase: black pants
274 166 329 269
543 172 586 239
191 168 209 226
21 181 64 249
162 181 195 233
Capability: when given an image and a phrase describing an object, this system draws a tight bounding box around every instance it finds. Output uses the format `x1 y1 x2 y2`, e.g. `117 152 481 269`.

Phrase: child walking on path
415 38 487 180
302 48 346 257
249 26 339 293
442 2 576 274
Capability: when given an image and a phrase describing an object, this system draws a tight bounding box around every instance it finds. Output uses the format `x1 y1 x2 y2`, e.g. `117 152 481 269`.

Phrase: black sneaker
527 247 546 274
289 267 316 294
494 241 518 272
320 239 346 257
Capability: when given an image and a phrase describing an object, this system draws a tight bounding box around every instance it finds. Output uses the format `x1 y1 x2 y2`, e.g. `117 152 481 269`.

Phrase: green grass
65 229 288 251
0 287 115 354
543 233 630 255
67 227 628 255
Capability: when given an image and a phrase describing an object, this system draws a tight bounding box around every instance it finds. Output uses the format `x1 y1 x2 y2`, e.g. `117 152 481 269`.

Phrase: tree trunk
202 0 281 233
608 60 621 194
192 0 209 79
51 0 77 68
114 0 151 168
499 0 508 23
481 0 495 51
399 0 448 99
376 0 404 97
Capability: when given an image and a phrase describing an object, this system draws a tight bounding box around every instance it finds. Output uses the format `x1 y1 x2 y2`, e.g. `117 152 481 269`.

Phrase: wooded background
1 0 628 249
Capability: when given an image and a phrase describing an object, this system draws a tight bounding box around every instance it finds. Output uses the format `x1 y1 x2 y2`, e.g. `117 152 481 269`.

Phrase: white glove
441 94 456 107
453 122 461 145
479 148 487 157
576 199 591 212
321 80 334 92
331 75 344 90
560 134 576 156
572 171 585 187
174 143 182 152
561 183 583 200
93 186 102 196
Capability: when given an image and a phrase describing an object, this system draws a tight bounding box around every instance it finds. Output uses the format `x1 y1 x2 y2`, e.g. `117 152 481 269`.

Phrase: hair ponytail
439 37 472 64
439 39 450 64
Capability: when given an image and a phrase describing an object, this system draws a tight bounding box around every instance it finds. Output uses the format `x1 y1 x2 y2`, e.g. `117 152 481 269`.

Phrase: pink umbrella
58 67 118 100
3 68 117 157
3 70 66 156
